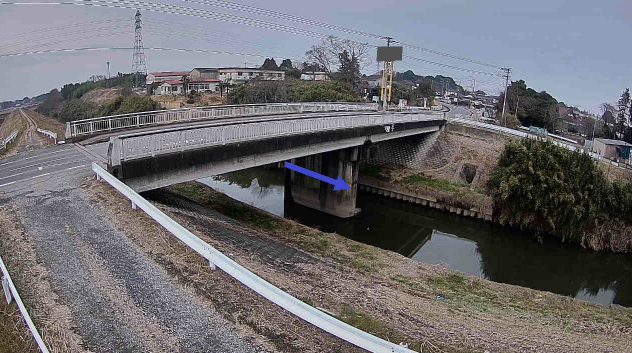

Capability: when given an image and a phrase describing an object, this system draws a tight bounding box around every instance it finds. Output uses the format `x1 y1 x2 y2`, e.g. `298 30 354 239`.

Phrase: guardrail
36 128 58 144
0 130 18 150
109 111 446 166
1 255 50 353
92 162 415 353
66 102 380 139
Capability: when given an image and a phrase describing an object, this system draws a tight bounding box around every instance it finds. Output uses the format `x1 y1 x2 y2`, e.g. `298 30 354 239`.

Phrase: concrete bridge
107 109 446 217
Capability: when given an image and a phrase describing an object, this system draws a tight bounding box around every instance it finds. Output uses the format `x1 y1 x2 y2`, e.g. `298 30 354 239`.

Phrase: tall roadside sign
377 45 403 111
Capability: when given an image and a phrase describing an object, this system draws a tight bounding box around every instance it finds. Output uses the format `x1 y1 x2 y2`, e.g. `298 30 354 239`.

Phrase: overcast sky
0 0 630 113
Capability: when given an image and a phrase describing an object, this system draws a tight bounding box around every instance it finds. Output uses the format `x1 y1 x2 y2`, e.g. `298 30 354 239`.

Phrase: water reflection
198 167 632 307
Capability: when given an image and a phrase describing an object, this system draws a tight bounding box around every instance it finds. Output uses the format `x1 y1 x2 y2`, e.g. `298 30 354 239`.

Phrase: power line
0 18 127 43
183 0 501 69
0 46 306 60
2 0 506 78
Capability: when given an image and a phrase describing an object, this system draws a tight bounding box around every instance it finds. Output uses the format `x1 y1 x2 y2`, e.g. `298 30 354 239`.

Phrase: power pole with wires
106 62 111 80
500 67 511 125
132 10 148 89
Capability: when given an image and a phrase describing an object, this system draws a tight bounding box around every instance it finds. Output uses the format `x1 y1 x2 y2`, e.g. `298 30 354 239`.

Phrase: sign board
377 46 403 62
372 96 379 102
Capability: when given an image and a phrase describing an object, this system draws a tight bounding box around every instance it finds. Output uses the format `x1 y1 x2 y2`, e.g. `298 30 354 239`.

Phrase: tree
497 80 558 128
261 58 279 70
305 36 370 82
37 89 63 116
617 89 630 137
280 59 293 69
334 50 361 86
284 68 302 80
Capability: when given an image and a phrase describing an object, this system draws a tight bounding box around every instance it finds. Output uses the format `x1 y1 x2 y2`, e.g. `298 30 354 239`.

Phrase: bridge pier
286 147 360 218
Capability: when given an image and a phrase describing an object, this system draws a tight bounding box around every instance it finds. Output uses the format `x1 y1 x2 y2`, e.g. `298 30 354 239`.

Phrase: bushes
228 80 361 104
487 138 632 251
98 95 158 116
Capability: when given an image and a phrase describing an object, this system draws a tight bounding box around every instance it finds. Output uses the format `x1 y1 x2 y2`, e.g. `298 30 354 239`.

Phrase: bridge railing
108 111 445 167
66 102 379 139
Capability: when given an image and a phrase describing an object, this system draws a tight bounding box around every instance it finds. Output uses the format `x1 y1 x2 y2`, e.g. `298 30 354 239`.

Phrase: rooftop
162 80 183 85
595 138 632 147
151 71 190 77
189 78 221 83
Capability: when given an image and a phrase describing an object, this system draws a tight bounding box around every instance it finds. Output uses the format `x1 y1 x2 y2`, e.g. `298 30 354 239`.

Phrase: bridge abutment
286 147 360 218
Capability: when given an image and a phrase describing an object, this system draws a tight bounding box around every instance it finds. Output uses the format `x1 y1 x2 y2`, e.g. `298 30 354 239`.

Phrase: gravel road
1 152 267 353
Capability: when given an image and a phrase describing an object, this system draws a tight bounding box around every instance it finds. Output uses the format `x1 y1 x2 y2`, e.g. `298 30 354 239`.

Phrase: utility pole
379 37 395 111
500 67 511 126
106 62 111 79
515 96 520 116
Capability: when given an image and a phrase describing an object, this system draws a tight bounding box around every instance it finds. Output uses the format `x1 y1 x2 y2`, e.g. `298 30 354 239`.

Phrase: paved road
0 144 91 190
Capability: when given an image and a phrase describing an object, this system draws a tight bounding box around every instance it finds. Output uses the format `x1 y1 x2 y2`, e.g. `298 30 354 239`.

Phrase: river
199 166 632 307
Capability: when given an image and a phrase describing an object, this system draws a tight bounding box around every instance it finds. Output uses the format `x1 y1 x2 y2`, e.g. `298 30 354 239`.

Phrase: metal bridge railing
66 102 380 139
92 162 415 353
108 111 445 167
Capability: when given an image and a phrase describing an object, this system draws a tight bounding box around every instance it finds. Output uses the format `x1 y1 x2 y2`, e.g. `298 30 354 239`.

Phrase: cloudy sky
0 0 630 113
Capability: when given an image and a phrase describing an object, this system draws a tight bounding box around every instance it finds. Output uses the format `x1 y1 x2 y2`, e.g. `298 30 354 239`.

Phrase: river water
199 167 632 307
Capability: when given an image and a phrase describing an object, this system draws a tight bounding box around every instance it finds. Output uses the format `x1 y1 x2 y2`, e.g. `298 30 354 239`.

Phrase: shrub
487 138 632 247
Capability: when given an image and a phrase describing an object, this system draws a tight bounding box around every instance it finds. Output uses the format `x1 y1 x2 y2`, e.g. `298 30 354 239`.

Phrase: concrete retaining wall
358 182 493 222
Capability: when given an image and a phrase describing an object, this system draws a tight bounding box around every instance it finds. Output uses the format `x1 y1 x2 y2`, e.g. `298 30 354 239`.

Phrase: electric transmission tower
132 10 147 88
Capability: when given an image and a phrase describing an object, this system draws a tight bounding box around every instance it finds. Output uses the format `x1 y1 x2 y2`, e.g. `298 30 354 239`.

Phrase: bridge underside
113 120 443 194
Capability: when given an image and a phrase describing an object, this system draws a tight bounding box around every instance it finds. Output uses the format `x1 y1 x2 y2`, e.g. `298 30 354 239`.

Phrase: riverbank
159 181 632 353
359 163 493 221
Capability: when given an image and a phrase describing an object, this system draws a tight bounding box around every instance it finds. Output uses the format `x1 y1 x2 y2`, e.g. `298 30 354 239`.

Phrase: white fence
1 255 50 353
92 162 415 353
109 111 445 167
36 128 58 144
0 130 18 150
66 103 380 139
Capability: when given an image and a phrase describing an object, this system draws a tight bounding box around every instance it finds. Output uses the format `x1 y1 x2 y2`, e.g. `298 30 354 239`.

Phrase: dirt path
15 109 47 151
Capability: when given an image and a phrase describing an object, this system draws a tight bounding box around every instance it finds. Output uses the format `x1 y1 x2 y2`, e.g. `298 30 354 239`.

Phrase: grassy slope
169 181 632 352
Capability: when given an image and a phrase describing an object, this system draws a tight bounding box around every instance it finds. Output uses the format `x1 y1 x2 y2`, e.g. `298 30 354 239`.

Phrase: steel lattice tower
132 10 147 88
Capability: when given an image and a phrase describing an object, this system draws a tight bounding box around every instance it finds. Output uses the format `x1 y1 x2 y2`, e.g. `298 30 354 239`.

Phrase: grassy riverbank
166 181 632 353
359 163 492 213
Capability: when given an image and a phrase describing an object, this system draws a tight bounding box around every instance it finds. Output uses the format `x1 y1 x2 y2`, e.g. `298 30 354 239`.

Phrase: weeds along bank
488 139 632 253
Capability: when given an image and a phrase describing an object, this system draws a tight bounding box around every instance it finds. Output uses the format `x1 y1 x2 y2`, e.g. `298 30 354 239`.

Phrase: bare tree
305 36 371 79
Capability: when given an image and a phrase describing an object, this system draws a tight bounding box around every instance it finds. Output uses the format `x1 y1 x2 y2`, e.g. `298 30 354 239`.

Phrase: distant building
218 68 285 84
592 138 632 161
146 71 190 85
558 106 584 133
188 78 220 93
364 74 383 88
156 80 184 95
189 68 219 81
300 71 330 81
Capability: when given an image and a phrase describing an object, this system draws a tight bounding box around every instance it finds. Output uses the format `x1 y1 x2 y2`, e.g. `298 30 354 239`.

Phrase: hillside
80 87 125 106
394 70 468 94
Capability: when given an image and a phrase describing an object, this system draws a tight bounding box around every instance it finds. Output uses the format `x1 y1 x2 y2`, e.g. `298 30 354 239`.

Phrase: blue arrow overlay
285 162 351 191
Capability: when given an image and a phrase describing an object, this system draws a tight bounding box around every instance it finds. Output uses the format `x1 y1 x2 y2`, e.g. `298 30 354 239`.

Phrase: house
592 138 632 161
146 71 190 85
218 68 285 84
156 80 184 95
558 106 583 133
364 74 383 88
300 71 330 81
187 78 220 93
189 68 219 81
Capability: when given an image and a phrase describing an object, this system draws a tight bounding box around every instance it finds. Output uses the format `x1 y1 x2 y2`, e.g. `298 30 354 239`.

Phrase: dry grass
0 204 91 353
0 111 26 156
0 300 39 353
163 181 632 353
24 109 65 141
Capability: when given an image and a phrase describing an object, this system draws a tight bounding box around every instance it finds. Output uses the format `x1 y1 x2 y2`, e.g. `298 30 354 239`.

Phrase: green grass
359 164 392 181
404 175 468 192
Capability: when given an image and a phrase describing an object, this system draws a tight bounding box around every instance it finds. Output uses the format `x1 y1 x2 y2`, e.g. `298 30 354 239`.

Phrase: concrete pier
286 147 359 218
